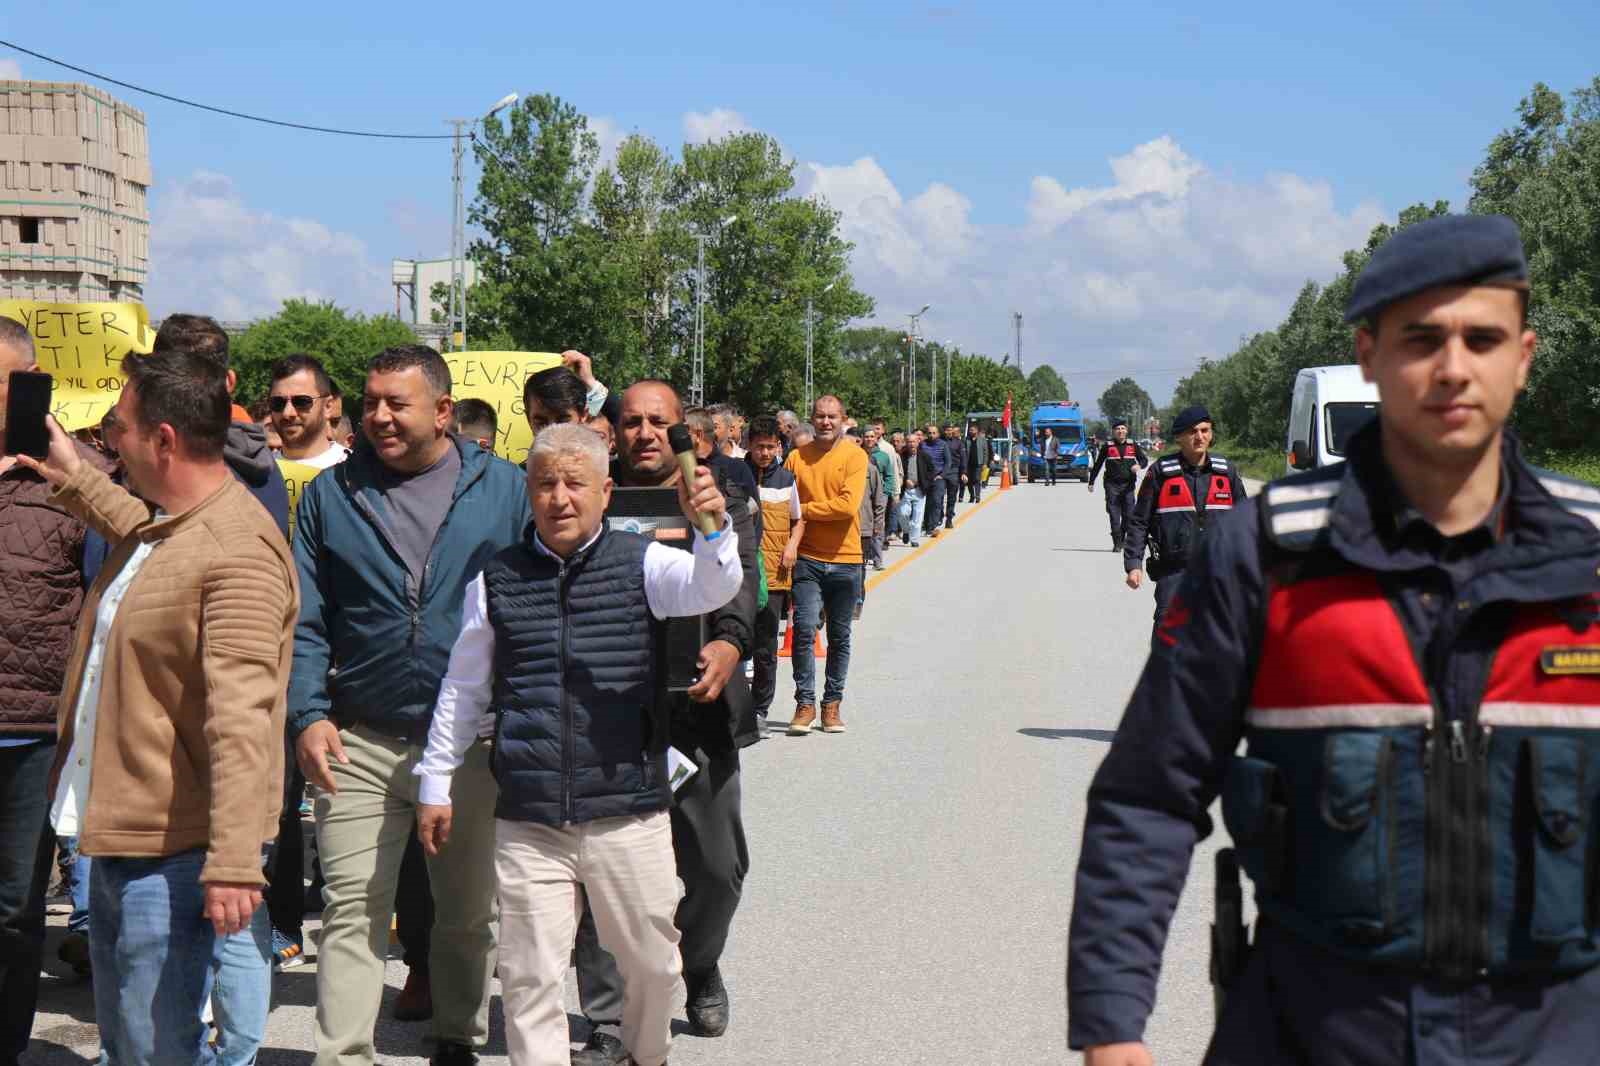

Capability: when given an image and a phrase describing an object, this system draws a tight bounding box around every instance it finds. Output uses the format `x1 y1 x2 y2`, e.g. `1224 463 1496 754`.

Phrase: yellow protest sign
276 459 329 542
0 301 155 430
442 351 562 464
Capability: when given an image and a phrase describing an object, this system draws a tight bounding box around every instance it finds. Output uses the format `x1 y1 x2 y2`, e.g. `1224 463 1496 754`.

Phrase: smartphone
4 371 54 459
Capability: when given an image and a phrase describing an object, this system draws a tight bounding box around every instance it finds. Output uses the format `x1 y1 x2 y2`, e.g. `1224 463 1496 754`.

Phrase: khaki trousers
312 725 498 1066
496 812 681 1066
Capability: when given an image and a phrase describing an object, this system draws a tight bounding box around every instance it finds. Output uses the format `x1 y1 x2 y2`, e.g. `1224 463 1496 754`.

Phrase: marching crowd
0 311 991 1066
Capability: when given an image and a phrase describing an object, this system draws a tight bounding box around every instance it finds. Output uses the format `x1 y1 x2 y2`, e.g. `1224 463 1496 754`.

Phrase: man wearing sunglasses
269 354 348 470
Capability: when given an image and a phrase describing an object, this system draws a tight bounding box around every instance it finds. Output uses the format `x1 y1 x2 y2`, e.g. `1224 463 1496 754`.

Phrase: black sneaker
429 1042 479 1065
572 1029 629 1065
684 966 729 1038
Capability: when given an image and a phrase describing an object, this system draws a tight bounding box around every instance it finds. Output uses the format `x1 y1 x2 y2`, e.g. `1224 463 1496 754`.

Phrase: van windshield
1039 426 1082 444
1325 402 1379 457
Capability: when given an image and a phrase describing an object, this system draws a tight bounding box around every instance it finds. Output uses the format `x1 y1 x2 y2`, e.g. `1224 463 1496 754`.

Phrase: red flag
1002 394 1012 429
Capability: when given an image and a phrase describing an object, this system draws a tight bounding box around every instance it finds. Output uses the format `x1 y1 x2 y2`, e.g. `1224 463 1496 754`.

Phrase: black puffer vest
483 524 669 826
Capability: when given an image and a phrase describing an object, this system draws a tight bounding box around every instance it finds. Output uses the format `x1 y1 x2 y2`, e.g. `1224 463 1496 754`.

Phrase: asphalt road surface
29 473 1241 1065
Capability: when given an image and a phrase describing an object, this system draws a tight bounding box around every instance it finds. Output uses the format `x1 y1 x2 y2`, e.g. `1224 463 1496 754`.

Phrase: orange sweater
785 441 868 564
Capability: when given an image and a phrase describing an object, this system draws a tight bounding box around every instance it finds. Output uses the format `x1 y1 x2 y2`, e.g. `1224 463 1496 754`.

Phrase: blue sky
7 1 1598 409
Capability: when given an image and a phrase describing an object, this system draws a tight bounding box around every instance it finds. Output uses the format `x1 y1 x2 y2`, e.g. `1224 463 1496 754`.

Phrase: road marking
865 485 1007 593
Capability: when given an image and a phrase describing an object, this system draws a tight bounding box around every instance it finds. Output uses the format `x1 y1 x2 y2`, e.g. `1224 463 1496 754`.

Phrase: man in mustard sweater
783 395 868 735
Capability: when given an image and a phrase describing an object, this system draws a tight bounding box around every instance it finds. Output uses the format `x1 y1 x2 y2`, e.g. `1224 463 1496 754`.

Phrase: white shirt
51 533 161 836
281 441 349 469
413 519 742 805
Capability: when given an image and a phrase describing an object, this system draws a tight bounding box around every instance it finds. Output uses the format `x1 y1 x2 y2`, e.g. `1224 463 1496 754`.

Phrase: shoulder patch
1535 469 1600 532
1159 458 1181 474
1210 457 1230 470
1262 466 1346 550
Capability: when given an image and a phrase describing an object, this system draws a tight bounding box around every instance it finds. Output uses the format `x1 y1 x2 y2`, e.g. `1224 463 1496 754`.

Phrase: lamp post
691 214 739 408
447 92 519 352
906 304 929 431
804 281 836 417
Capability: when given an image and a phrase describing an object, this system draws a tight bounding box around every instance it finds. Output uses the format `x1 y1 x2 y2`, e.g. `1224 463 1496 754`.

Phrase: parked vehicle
964 411 1015 483
1024 401 1089 482
1286 364 1380 471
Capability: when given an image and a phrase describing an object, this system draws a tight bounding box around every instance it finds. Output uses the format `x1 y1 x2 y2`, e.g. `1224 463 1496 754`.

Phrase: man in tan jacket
21 351 298 1066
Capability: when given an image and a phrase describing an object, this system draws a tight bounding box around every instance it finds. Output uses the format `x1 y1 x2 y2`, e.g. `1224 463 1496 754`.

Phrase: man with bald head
0 318 113 1062
570 381 761 1062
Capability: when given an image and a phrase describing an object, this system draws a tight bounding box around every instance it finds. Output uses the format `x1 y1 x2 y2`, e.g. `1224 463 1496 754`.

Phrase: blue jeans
57 835 91 935
790 557 861 706
90 848 270 1066
898 489 925 542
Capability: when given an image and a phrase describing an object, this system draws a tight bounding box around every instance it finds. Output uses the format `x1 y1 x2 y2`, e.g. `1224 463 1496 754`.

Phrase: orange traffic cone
1000 463 1013 490
777 602 795 658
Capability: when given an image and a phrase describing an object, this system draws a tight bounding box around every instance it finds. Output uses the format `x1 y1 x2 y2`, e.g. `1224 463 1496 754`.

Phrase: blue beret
1345 214 1526 325
1171 405 1211 435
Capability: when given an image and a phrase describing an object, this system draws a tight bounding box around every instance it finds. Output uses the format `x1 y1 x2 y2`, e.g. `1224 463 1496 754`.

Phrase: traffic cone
778 602 795 658
1000 463 1013 490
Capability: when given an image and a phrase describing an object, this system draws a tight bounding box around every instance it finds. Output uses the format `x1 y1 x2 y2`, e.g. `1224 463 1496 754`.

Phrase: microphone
666 423 722 540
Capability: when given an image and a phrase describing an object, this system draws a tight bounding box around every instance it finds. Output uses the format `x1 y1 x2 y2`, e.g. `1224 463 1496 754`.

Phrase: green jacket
871 443 899 497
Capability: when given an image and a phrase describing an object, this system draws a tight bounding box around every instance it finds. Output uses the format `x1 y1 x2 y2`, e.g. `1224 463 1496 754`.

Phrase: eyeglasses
268 394 327 413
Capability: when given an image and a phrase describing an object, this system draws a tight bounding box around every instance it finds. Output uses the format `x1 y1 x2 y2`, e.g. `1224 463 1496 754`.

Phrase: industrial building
0 79 152 303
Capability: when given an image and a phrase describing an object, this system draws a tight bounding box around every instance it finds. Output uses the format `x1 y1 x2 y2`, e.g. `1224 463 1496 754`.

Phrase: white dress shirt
413 519 741 805
51 534 161 836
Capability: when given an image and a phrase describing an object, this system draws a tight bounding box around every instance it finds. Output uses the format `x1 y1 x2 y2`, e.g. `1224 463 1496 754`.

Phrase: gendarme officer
1088 419 1149 551
1121 406 1246 630
1068 213 1600 1066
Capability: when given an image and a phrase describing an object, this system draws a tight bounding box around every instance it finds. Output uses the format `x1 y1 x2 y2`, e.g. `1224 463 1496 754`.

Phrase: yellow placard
0 301 155 430
442 350 562 464
276 459 328 542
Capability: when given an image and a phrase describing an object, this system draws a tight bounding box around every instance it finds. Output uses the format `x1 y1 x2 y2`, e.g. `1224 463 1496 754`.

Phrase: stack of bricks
0 79 152 303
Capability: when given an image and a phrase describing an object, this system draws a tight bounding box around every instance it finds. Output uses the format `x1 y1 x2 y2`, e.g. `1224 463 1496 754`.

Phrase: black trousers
1104 482 1136 543
265 744 306 941
752 589 789 721
0 741 55 1063
577 746 749 1026
943 477 960 524
966 470 982 502
395 824 434 971
923 479 945 534
1045 458 1057 485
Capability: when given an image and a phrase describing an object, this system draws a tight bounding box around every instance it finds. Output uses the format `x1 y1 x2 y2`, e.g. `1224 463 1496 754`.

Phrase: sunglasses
269 394 328 413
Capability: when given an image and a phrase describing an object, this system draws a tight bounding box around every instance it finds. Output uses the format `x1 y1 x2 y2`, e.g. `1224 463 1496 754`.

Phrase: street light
448 92 519 352
804 281 836 416
906 304 929 432
691 214 738 407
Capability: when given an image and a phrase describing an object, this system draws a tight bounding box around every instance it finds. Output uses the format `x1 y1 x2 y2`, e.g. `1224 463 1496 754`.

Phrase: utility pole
693 234 708 408
906 304 929 430
447 119 470 352
804 281 836 417
1013 311 1023 375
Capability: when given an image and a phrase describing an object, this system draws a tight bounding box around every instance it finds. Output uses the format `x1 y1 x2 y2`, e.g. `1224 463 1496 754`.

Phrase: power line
0 40 456 140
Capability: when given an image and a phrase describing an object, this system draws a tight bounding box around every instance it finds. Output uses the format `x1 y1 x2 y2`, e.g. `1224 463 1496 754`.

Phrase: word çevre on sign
443 350 562 465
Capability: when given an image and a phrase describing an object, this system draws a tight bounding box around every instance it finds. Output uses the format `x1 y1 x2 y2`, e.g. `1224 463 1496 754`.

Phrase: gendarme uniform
1088 420 1149 550
1122 405 1247 628
1069 215 1600 1065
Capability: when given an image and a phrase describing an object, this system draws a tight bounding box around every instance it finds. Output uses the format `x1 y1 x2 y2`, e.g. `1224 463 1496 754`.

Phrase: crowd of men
0 312 993 1066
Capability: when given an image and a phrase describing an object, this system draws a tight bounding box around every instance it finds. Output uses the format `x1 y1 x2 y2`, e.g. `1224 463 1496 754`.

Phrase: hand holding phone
4 371 53 459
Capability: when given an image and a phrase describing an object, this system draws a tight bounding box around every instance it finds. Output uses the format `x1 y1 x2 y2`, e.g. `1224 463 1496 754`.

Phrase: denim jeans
90 847 270 1066
790 557 861 706
898 489 925 542
0 740 55 1063
58 835 91 935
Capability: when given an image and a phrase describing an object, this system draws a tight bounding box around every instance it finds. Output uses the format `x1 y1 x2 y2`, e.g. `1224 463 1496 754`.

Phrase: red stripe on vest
1484 600 1600 707
1248 572 1431 710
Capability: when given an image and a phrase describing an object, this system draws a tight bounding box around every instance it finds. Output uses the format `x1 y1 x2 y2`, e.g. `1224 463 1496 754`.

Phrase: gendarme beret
1171 405 1211 435
1345 214 1527 325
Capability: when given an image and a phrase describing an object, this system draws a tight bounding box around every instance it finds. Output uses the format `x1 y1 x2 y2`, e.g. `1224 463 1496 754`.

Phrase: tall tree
230 299 417 403
1026 364 1069 402
1098 377 1156 427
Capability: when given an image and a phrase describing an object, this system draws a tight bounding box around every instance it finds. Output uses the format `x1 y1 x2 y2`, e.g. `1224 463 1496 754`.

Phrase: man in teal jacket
288 345 528 1066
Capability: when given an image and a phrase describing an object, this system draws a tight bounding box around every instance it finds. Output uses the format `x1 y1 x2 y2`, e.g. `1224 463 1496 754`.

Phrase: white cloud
147 170 388 321
799 135 1385 409
683 107 752 144
0 59 21 80
591 115 627 169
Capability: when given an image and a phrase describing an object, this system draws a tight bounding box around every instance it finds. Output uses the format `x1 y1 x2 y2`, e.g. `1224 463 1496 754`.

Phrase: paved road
29 475 1231 1065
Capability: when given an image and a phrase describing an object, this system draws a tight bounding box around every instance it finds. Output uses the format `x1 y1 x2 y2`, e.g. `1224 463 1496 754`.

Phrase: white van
1286 365 1380 472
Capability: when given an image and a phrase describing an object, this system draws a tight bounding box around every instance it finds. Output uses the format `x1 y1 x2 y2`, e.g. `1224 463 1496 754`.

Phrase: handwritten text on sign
443 351 561 464
0 301 156 431
276 459 328 542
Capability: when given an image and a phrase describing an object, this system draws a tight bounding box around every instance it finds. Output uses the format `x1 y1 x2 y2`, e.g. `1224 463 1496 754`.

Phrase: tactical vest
1224 467 1600 978
482 525 670 827
1142 455 1235 574
1099 442 1143 486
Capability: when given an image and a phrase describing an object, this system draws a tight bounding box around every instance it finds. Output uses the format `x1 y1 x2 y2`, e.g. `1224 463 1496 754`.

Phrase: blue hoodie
287 437 528 739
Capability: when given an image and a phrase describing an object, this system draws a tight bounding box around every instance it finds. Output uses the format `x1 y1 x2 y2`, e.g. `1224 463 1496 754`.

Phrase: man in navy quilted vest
1068 214 1600 1066
414 424 741 1066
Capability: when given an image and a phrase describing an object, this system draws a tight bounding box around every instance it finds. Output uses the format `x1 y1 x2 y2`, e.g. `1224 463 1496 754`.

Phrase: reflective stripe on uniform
1246 704 1433 729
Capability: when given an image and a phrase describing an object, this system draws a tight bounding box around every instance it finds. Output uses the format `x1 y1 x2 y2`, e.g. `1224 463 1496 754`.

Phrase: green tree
1097 377 1156 427
1026 364 1069 402
230 299 417 404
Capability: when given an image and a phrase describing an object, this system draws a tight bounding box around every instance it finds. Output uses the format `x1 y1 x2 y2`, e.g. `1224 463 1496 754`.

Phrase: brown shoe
788 704 817 735
392 966 433 1021
820 702 846 733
